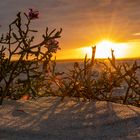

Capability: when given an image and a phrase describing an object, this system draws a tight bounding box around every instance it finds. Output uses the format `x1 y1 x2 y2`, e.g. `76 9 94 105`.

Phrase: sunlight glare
96 40 128 58
81 40 128 59
81 47 92 58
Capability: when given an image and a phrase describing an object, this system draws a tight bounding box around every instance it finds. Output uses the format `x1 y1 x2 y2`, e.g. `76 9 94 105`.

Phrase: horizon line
55 57 140 61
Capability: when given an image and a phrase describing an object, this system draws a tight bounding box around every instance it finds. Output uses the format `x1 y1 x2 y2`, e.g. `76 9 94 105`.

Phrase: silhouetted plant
0 10 62 104
0 10 139 107
50 47 140 107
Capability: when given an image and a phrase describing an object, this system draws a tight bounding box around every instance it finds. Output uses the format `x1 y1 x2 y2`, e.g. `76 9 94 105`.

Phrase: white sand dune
0 97 140 140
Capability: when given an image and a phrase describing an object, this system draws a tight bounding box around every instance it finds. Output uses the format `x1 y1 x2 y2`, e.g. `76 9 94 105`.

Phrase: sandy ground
0 97 140 140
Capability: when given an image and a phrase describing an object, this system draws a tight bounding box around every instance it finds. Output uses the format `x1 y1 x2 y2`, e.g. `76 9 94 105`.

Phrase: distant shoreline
9 57 140 62
56 57 140 62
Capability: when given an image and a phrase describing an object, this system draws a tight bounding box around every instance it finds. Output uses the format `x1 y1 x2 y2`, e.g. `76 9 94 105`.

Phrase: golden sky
0 0 140 59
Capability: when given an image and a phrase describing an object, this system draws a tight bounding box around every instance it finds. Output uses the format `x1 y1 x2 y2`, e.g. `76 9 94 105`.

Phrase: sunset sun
81 40 128 59
96 40 128 58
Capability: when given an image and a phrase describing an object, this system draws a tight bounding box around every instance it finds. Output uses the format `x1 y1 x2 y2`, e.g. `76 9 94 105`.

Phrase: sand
0 97 140 140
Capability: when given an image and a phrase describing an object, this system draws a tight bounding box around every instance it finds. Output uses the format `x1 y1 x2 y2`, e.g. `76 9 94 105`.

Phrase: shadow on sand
0 97 140 140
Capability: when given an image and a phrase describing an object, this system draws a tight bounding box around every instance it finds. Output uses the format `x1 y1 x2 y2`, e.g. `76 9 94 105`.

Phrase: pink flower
28 9 39 20
47 39 60 53
47 39 59 46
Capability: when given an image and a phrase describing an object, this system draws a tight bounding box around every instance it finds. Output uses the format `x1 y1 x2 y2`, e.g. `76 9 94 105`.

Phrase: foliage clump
0 10 140 107
49 47 140 107
0 10 62 104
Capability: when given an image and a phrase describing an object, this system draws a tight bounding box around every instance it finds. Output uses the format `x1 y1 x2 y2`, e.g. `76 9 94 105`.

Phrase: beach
0 97 140 140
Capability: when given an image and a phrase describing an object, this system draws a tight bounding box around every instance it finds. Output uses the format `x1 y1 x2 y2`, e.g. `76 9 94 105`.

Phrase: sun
96 40 128 58
96 40 116 58
81 40 128 59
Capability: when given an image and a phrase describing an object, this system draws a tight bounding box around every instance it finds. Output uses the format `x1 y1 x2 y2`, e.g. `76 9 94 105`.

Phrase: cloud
132 33 140 36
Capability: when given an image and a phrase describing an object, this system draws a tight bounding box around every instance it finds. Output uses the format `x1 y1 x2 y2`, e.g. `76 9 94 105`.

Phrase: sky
0 0 140 59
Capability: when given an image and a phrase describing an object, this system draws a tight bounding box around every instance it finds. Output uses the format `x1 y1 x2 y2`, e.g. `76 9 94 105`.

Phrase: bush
0 10 139 107
0 9 62 104
50 47 140 107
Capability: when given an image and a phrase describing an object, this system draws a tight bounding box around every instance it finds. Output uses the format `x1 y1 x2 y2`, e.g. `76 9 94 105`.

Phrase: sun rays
81 40 128 59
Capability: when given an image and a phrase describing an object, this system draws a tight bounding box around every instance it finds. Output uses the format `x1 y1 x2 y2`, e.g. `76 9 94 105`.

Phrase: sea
0 58 140 99
55 58 140 73
54 58 140 98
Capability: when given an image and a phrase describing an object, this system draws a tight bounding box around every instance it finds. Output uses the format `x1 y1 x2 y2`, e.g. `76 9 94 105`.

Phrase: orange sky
56 39 140 60
0 0 140 60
